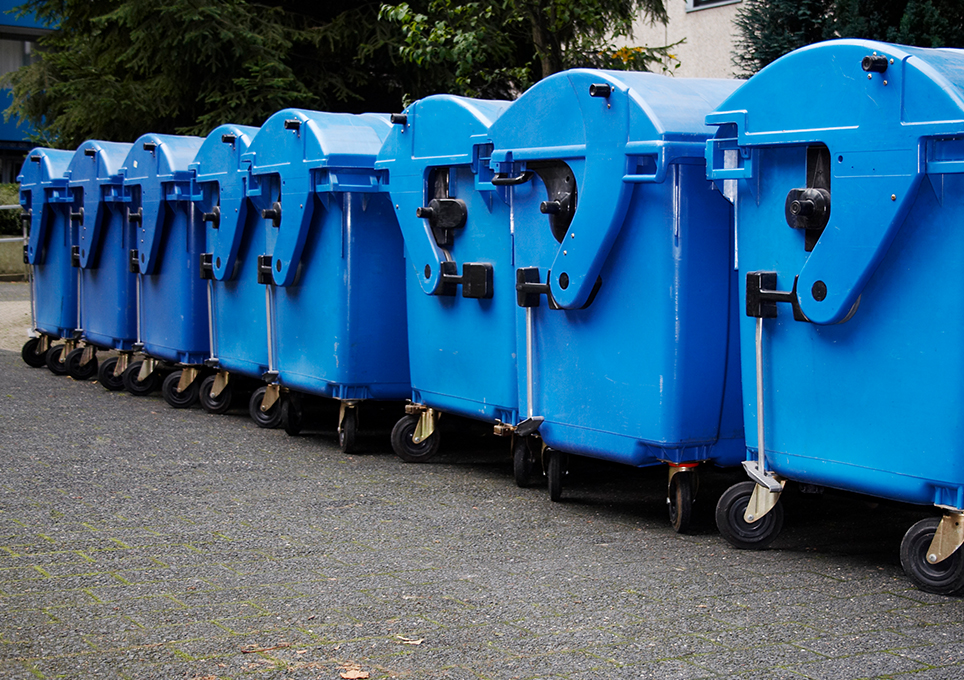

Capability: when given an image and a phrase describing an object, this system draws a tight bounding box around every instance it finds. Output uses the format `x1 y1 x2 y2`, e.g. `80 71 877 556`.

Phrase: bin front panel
377 95 519 422
122 134 208 364
192 124 267 376
706 39 964 508
248 109 409 398
19 149 77 338
68 141 136 349
489 69 744 465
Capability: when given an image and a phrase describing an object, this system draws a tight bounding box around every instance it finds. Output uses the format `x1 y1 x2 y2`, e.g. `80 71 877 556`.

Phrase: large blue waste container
705 39 964 592
18 148 78 374
63 140 136 389
119 134 208 404
245 109 410 449
375 96 514 463
190 124 263 414
485 69 745 530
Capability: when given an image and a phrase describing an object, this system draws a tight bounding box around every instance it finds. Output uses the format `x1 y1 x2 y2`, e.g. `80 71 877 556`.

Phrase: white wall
624 0 744 79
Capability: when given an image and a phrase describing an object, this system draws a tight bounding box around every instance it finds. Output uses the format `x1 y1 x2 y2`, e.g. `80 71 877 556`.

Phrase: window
686 0 741 12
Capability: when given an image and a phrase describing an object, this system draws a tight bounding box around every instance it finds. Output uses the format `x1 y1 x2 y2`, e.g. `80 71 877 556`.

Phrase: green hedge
0 185 23 237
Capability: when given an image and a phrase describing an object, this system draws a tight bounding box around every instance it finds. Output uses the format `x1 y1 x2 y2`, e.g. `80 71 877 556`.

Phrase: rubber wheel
21 337 48 368
45 345 68 376
162 370 199 409
123 361 160 396
97 357 126 392
513 435 537 488
65 347 98 381
282 393 303 436
249 386 282 428
391 414 440 463
900 517 964 595
668 472 695 534
547 449 564 502
715 481 784 550
199 374 232 414
339 407 358 453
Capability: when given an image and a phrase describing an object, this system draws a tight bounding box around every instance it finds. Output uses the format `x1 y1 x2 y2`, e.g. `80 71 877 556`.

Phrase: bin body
247 109 409 400
121 134 207 365
705 40 964 508
489 70 745 466
20 149 77 339
68 141 136 350
376 97 517 424
191 125 265 378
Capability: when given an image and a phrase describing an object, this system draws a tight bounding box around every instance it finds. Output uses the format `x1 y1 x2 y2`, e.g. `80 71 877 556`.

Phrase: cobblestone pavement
1 283 963 679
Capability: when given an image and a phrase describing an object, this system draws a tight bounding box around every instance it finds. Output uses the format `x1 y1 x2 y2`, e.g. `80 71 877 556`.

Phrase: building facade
627 0 743 80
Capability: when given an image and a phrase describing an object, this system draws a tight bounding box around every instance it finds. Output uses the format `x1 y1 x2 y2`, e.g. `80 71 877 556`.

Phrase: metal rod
265 285 275 372
206 279 216 361
526 306 534 419
24 219 35 331
76 267 83 334
135 273 142 344
755 316 765 472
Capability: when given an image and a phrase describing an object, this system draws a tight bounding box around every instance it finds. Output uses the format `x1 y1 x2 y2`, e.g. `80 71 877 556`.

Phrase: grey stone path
1 284 963 679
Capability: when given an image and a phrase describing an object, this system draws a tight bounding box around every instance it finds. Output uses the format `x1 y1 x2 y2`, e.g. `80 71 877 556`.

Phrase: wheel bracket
338 402 358 433
113 352 130 378
137 357 157 382
60 339 77 364
80 345 96 367
211 370 229 398
261 383 281 412
926 511 964 564
744 480 786 524
177 366 199 394
742 459 784 493
412 408 437 444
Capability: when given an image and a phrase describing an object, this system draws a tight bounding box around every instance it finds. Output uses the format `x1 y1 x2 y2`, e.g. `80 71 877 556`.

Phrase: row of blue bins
17 39 964 594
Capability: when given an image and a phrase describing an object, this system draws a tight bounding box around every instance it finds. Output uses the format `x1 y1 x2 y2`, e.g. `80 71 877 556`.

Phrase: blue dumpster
375 95 514 462
119 134 208 404
705 39 964 592
190 124 263 414
245 109 409 448
64 140 136 388
486 69 744 530
19 148 78 374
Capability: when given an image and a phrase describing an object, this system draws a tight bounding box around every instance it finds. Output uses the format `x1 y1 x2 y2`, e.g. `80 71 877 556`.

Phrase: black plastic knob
861 55 888 73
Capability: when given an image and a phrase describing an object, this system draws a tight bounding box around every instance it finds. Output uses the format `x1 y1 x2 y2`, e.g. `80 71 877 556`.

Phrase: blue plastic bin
18 148 78 374
245 109 410 448
119 134 207 403
486 69 745 528
190 124 263 414
705 39 964 592
375 96 514 462
63 140 136 388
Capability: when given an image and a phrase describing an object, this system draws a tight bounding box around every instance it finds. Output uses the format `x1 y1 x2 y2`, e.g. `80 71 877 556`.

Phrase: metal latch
436 261 493 299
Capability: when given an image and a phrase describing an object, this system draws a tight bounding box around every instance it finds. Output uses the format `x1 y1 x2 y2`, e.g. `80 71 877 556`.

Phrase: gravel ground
1 282 963 680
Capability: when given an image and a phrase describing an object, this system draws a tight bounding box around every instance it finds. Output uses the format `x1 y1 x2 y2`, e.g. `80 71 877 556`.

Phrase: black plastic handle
491 171 534 186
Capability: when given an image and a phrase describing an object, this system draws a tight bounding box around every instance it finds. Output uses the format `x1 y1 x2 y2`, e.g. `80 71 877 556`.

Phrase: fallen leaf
241 642 291 654
395 635 423 645
340 671 369 679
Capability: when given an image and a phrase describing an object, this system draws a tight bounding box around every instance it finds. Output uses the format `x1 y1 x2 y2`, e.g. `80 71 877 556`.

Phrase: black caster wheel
249 386 282 428
900 517 964 595
513 435 538 488
339 407 358 452
162 370 199 409
547 449 564 502
97 357 126 392
668 471 696 534
45 345 68 376
715 481 784 550
282 393 303 436
65 347 98 381
21 337 48 368
391 413 440 463
122 361 160 396
199 374 232 414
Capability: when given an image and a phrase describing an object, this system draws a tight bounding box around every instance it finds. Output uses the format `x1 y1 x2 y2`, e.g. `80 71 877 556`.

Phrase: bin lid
705 39 964 325
67 141 133 269
190 124 259 281
19 148 74 266
376 95 511 297
488 69 741 309
244 109 391 287
120 134 204 275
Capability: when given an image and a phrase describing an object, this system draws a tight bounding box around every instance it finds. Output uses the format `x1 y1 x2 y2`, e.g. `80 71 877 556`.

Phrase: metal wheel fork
926 510 964 566
742 317 785 523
